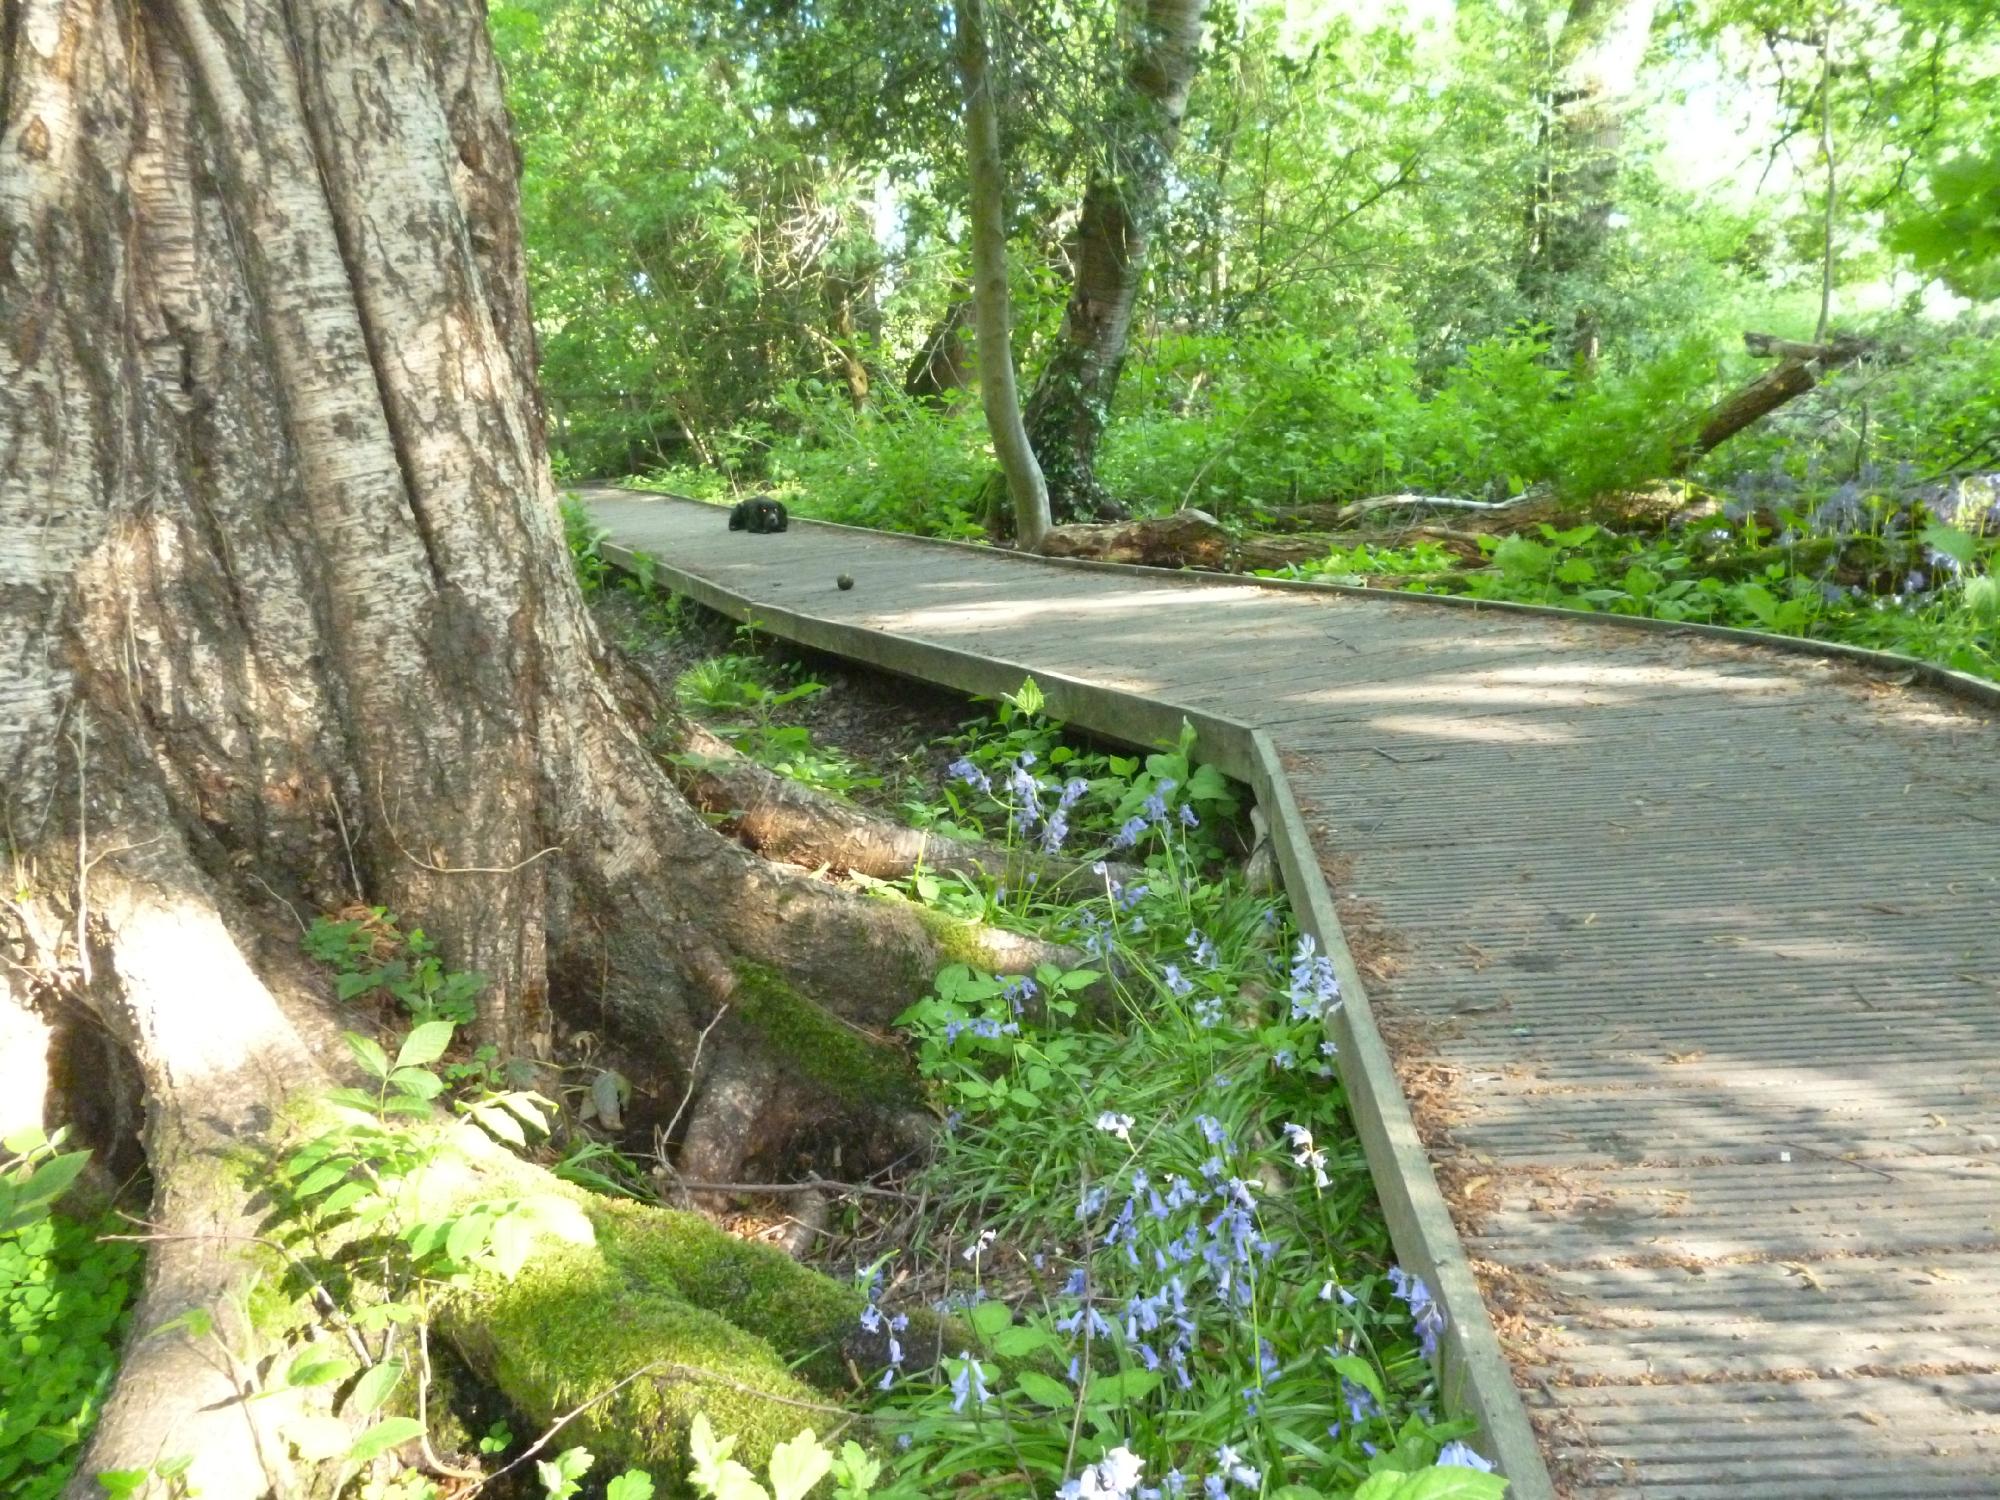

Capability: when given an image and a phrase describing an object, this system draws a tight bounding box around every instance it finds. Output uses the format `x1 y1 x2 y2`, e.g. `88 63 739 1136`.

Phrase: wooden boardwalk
585 491 2000 1499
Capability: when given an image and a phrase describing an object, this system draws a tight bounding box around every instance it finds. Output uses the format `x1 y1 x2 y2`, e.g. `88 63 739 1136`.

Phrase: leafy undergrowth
815 685 1501 1500
562 529 1509 1496
0 1136 141 1499
1259 515 2000 683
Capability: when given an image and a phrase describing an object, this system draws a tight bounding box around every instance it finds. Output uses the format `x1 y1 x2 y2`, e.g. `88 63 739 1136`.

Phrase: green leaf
1354 1468 1508 1500
992 1323 1053 1357
347 1356 405 1417
1056 969 1102 992
346 1416 424 1464
607 1473 658 1500
538 1445 596 1499
1329 1353 1387 1409
1014 1370 1074 1408
467 1099 529 1147
388 1067 446 1102
1490 535 1553 578
1086 1368 1160 1404
768 1428 834 1500
967 1299 1013 1341
343 1033 391 1080
94 1471 151 1498
284 1348 351 1389
395 1020 457 1069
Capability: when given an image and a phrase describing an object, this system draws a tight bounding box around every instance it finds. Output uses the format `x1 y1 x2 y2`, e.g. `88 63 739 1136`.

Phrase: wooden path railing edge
594 518 1560 1499
589 488 2000 712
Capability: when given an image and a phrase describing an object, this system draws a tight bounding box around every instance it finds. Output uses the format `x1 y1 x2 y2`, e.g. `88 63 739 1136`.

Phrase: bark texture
1020 0 1207 522
1676 331 1872 468
0 0 1017 1484
956 0 1053 551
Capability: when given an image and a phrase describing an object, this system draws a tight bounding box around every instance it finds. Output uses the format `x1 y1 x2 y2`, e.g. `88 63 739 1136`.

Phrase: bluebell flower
1060 776 1090 808
1163 963 1194 997
1064 1266 1089 1296
1000 974 1038 1013
1193 996 1223 1028
897 1433 913 1450
1112 816 1148 849
1196 1114 1231 1148
1096 1111 1136 1144
1186 929 1216 968
1272 1048 1295 1070
948 757 992 794
1179 804 1199 828
949 1351 989 1412
1076 1184 1108 1219
1163 1471 1186 1496
1437 1442 1495 1472
1287 934 1342 1021
1116 882 1148 911
859 1302 883 1333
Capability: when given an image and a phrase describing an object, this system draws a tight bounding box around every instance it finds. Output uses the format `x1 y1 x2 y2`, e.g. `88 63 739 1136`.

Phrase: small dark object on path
837 574 854 591
728 496 789 534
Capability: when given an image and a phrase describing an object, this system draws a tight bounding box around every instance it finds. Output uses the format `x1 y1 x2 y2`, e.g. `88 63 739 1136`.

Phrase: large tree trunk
0 1 1039 1487
1019 0 1207 523
1519 0 1657 362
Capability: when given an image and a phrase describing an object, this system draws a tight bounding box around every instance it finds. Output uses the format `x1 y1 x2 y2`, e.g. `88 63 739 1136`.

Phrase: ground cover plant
1258 511 2000 682
562 556 1512 1497
0 1130 137 1499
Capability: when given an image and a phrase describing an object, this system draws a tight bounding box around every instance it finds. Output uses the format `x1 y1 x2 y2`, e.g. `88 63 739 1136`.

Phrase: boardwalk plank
585 490 2000 1499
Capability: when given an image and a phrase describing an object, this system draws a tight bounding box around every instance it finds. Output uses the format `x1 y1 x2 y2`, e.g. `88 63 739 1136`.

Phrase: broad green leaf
967 1299 1013 1341
284 1348 351 1389
343 1033 391 1080
768 1428 833 1500
394 1020 456 1070
1922 522 1978 567
347 1357 404 1417
284 1414 355 1461
467 1099 529 1147
1354 1469 1508 1500
346 1416 424 1464
607 1473 657 1500
1086 1368 1160 1404
992 1323 1053 1358
1329 1354 1387 1409
388 1067 446 1101
1014 1370 1074 1408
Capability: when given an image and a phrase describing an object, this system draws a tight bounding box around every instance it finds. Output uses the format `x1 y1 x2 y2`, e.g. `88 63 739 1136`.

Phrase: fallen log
1037 508 1234 568
1676 330 1874 470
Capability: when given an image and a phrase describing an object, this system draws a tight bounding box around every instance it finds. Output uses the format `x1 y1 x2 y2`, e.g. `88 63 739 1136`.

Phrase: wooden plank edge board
586 489 1999 712
596 531 1561 1500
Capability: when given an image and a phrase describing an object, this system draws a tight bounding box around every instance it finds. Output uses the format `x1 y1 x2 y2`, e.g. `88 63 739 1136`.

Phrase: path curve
586 491 2000 1499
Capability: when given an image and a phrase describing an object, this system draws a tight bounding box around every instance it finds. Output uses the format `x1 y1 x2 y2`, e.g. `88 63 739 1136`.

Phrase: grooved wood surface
586 491 2000 1497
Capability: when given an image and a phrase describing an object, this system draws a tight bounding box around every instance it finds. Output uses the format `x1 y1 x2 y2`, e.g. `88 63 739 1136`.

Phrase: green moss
591 1198 864 1386
451 1236 833 1477
729 961 914 1108
910 906 994 970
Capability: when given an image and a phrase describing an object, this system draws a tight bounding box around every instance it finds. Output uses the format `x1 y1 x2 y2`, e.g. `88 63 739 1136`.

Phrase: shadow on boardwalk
586 490 2000 1500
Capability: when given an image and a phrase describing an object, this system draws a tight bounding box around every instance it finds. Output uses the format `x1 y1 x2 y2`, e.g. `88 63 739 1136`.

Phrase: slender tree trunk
955 0 1052 551
1814 13 1837 345
1020 0 1208 523
1520 0 1657 361
1 1 1051 1485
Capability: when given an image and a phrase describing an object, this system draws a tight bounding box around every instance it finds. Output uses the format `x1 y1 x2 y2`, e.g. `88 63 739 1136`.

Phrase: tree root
662 720 1137 893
